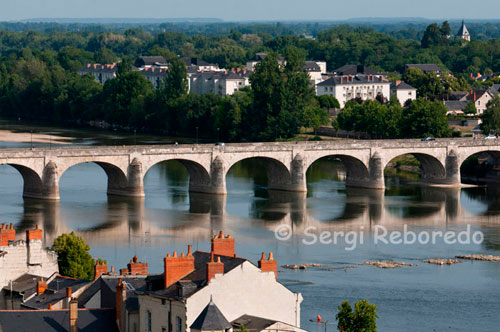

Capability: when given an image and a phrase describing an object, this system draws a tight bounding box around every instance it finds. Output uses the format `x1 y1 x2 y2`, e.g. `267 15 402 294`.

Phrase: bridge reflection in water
12 185 500 248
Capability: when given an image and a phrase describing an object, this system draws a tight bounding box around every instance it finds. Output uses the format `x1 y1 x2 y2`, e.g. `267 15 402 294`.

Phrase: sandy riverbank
0 129 75 145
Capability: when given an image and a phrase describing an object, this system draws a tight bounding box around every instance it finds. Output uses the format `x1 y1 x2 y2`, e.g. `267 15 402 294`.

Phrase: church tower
456 20 471 42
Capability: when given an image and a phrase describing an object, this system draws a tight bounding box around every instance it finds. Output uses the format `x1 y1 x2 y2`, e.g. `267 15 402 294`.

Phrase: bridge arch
459 149 500 184
58 161 130 197
0 163 44 199
143 158 211 194
383 152 446 183
225 156 292 192
306 154 370 188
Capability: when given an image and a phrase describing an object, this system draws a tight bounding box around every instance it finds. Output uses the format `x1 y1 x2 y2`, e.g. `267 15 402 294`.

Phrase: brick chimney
69 298 78 332
37 278 48 295
211 231 235 257
26 224 43 242
164 245 195 288
0 223 15 242
0 234 7 246
94 259 108 280
116 279 127 331
206 252 224 283
126 256 148 275
258 252 278 279
66 287 72 299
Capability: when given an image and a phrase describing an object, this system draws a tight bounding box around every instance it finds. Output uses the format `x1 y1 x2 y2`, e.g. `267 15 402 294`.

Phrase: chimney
126 255 148 275
26 224 43 242
69 298 78 332
258 252 278 279
116 279 127 331
211 231 235 257
94 259 108 280
0 234 7 246
163 245 195 288
66 287 72 299
37 278 48 295
0 223 15 242
206 253 224 283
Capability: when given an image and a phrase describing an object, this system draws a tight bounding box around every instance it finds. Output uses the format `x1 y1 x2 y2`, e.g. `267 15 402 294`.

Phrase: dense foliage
481 96 500 134
51 232 94 280
1 22 500 140
336 300 378 332
337 98 451 138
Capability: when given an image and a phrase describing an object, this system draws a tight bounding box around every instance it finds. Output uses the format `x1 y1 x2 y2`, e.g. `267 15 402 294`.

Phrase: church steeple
456 20 471 42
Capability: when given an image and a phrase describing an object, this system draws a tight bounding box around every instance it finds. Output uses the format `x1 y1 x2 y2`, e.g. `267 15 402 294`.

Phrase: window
176 317 182 332
147 311 152 332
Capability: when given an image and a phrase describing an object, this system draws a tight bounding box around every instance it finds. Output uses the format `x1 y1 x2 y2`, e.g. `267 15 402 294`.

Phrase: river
0 123 499 332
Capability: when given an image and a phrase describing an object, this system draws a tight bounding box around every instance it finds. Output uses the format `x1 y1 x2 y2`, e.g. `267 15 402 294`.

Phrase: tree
51 232 94 280
481 96 500 134
421 23 442 48
162 56 188 100
464 101 477 115
401 98 451 137
318 95 340 109
336 300 378 332
440 21 451 41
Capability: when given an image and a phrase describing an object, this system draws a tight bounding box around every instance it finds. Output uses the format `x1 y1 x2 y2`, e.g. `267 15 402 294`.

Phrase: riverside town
1 3 500 332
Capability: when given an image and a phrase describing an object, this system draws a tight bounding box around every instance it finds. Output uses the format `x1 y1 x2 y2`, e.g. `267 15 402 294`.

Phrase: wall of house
317 83 391 108
395 89 417 105
0 240 58 290
186 262 302 331
138 295 187 332
475 93 493 114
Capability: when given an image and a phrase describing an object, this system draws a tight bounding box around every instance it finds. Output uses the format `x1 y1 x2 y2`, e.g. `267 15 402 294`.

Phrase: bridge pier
444 150 461 185
345 153 385 190
107 158 145 198
28 161 60 201
206 156 226 195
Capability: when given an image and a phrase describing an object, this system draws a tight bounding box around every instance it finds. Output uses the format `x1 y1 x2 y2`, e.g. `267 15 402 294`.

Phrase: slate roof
231 315 277 332
78 275 146 311
190 299 232 331
304 61 321 72
334 64 380 75
405 64 442 74
490 84 500 96
137 56 167 66
22 276 91 310
2 274 45 299
0 308 119 332
457 21 470 37
445 100 468 111
317 75 388 87
182 57 213 67
391 82 416 90
140 251 247 299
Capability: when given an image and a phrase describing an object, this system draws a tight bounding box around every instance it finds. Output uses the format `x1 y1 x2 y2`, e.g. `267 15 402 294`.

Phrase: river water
0 124 499 332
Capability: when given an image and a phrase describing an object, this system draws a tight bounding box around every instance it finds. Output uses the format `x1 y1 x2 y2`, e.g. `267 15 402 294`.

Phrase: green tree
440 21 451 40
464 101 477 115
162 56 188 100
401 98 451 137
336 300 378 332
51 232 94 280
481 96 500 134
318 95 340 109
421 23 442 48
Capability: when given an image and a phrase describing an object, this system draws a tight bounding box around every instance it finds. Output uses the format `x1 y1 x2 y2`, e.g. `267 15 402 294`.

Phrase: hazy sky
3 0 500 21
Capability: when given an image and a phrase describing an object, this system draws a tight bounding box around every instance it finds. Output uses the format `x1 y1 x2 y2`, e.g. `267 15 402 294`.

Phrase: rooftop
190 299 232 331
317 75 388 86
0 308 119 332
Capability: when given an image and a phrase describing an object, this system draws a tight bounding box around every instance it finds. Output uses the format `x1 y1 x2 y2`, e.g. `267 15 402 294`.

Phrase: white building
316 75 391 108
140 67 169 89
390 81 417 105
136 232 303 332
305 61 327 88
456 20 471 42
78 63 118 84
189 70 251 96
0 224 58 291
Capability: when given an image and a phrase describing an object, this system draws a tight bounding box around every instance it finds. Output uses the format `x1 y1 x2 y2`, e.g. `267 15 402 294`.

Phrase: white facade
475 91 493 114
138 261 302 332
77 64 117 84
189 71 251 96
391 82 417 106
317 76 391 108
0 239 58 290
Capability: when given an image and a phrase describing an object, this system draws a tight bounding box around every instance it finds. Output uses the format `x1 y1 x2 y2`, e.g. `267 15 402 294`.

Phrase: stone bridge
0 138 499 200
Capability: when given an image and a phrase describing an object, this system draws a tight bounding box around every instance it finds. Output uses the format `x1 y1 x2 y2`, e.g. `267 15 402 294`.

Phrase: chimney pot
187 245 192 256
66 287 72 299
69 299 78 332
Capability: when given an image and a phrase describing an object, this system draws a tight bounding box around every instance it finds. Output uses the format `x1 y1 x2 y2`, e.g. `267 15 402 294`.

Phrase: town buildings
316 75 391 108
391 81 417 106
0 224 58 292
77 63 118 84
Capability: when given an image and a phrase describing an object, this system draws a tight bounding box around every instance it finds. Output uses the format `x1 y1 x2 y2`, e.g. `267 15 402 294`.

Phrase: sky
3 0 500 22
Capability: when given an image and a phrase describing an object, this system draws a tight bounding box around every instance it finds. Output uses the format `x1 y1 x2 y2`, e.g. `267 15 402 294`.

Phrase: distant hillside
19 17 224 24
